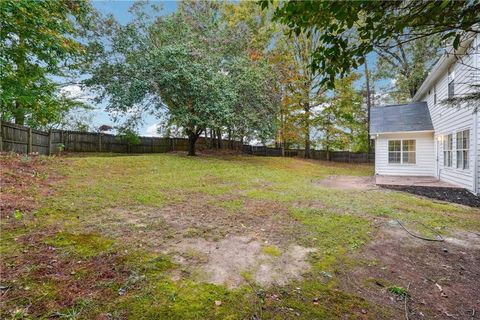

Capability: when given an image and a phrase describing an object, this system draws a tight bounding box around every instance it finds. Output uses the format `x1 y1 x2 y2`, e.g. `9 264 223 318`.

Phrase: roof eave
412 32 477 102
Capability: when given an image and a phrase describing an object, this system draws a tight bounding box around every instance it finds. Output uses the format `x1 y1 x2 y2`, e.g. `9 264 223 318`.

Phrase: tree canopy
87 2 278 155
261 0 480 89
0 0 97 127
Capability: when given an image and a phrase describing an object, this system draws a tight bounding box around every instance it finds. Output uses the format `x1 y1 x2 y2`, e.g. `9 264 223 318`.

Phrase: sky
70 1 385 137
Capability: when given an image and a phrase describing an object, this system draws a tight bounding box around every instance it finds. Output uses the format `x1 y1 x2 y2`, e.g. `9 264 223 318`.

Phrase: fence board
1 121 374 163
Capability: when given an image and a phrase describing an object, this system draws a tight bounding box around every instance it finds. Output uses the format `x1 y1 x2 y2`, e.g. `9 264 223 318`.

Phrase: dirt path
342 221 480 319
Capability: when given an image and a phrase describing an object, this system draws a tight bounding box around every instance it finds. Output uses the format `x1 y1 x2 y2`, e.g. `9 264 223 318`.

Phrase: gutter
370 130 435 136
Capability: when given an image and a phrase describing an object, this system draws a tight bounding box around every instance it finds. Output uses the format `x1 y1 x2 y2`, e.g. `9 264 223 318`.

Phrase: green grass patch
388 286 408 297
291 208 371 271
115 279 256 320
262 245 282 257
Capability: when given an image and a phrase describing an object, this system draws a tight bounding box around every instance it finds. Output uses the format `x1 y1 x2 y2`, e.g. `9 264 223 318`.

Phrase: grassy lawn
1 153 479 319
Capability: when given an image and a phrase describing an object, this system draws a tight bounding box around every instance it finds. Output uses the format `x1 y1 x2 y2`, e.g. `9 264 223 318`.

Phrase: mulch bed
381 185 480 208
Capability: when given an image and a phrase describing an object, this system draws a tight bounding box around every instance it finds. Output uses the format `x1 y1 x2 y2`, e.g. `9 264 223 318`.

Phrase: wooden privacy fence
242 145 375 163
0 122 243 155
0 122 374 163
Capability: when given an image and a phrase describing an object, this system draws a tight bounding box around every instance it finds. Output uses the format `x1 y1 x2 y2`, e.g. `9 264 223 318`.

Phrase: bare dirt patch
99 195 307 248
170 235 315 288
92 195 315 288
341 221 480 319
315 175 376 190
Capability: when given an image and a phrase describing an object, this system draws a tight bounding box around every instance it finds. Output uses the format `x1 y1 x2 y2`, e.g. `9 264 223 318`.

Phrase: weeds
388 286 408 297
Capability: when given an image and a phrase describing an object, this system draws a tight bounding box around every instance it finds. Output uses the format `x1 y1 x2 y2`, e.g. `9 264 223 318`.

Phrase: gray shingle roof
370 102 434 134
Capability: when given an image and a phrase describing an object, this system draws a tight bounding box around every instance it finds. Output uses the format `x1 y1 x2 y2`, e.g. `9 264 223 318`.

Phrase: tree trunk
187 131 199 156
304 103 311 159
305 135 311 158
211 129 214 149
14 101 25 125
228 128 232 149
364 55 372 153
217 129 222 149
14 36 26 126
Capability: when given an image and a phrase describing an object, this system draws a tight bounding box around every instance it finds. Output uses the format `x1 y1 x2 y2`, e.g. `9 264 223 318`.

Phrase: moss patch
45 232 114 258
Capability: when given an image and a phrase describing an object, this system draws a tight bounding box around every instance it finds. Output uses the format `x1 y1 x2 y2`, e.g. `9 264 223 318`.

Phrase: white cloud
60 84 95 103
145 123 161 137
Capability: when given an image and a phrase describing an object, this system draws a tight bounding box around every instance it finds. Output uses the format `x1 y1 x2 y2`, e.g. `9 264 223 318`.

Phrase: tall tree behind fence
0 122 374 163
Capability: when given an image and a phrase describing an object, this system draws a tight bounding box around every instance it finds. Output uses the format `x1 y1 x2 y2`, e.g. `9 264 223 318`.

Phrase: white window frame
443 134 453 167
456 129 470 170
388 139 416 165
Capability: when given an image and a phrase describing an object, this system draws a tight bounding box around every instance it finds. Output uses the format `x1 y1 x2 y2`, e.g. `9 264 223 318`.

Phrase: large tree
88 2 277 155
269 44 303 152
292 32 326 158
374 35 442 103
261 0 480 89
0 0 97 127
316 73 367 155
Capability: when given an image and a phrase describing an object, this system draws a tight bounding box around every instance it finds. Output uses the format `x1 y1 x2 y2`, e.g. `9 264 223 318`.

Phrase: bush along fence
0 121 374 163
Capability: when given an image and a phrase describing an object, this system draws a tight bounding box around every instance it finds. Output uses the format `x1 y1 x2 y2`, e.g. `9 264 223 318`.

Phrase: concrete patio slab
375 175 459 188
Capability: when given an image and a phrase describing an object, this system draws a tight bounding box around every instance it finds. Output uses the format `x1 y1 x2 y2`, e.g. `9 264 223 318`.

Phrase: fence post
27 127 32 154
98 132 102 152
47 129 52 155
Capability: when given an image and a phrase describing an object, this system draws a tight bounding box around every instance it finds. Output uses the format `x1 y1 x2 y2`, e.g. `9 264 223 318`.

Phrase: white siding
375 132 435 176
418 34 479 192
476 35 480 195
477 113 480 194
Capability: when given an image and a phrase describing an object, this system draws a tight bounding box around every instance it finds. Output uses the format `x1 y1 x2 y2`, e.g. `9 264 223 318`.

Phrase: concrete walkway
375 175 459 188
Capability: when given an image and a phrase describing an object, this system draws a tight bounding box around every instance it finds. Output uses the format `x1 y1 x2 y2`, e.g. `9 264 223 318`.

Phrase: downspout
474 35 479 195
473 108 478 195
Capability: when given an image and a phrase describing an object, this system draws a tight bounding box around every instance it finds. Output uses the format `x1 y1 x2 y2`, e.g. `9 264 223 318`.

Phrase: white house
370 33 479 195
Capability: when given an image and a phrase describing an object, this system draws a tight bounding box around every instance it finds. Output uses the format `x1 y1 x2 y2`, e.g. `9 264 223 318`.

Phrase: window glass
402 140 415 151
448 69 455 98
389 140 401 152
456 130 469 169
402 151 416 164
443 134 453 167
388 140 415 164
389 152 401 163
